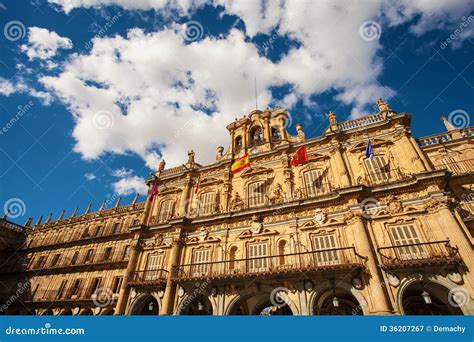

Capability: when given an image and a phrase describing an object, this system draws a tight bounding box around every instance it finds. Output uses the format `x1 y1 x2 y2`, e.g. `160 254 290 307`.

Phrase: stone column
263 115 271 143
332 144 350 188
349 215 392 314
437 205 474 289
399 133 426 172
160 236 183 315
114 233 141 315
179 174 193 216
408 135 433 171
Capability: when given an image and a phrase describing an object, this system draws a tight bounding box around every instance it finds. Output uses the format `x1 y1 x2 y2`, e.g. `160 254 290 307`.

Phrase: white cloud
113 175 148 195
84 173 96 180
21 27 72 60
0 78 17 96
0 77 52 105
39 0 473 171
112 167 133 178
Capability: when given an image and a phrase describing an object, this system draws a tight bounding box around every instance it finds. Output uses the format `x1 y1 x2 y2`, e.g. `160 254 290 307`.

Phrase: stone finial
85 203 92 214
158 159 166 171
217 146 224 157
2 210 10 219
326 111 337 126
99 200 106 211
377 98 390 112
441 116 456 131
35 215 43 225
187 150 195 166
132 193 139 204
45 212 53 223
115 196 122 208
71 207 78 217
24 217 33 227
295 123 305 141
58 210 65 221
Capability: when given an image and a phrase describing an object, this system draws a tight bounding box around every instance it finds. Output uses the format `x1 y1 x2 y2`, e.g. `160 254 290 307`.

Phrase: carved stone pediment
143 234 170 249
200 177 222 187
160 186 182 195
237 227 277 239
240 166 273 178
348 137 391 152
187 228 221 244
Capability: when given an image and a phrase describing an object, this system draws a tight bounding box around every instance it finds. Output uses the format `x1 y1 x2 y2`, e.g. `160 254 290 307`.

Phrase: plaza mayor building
1 98 473 316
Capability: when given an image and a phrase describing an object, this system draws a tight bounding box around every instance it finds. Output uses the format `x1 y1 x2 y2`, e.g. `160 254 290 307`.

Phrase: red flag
149 182 158 202
194 175 201 194
290 145 308 166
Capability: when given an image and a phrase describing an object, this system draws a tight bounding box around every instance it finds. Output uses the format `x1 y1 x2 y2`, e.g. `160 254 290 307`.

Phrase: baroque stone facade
1 99 473 316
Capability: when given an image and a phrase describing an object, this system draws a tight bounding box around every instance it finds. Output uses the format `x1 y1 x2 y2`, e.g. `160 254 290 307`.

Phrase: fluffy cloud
21 27 72 60
0 77 52 104
84 173 96 180
39 0 473 171
113 175 148 195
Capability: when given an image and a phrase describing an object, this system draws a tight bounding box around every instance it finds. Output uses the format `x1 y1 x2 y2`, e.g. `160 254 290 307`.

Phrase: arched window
278 240 287 265
271 127 281 141
158 200 174 223
249 126 264 146
364 156 390 184
235 136 243 151
229 246 238 270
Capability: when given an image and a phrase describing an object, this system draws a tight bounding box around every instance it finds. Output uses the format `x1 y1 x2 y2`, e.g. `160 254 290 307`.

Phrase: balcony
378 240 462 269
128 269 169 286
173 247 366 281
366 168 407 186
29 288 118 304
433 159 474 176
295 183 332 199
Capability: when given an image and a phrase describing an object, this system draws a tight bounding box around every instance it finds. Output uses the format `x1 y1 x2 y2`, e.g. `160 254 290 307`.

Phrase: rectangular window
70 279 83 298
158 200 174 223
103 247 113 261
50 254 61 267
313 234 339 265
93 226 103 237
145 254 164 280
84 249 94 263
112 277 123 294
304 170 326 196
122 245 131 260
191 249 210 276
57 280 68 299
248 182 266 207
247 243 268 272
365 156 390 183
199 192 215 215
390 224 426 259
70 251 79 265
111 222 121 235
88 278 102 296
35 256 46 268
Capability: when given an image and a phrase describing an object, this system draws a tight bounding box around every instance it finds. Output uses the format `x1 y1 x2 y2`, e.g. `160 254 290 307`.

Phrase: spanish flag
231 153 250 174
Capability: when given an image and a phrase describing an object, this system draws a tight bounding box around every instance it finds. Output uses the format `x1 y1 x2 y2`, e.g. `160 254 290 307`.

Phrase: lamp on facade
148 301 154 311
421 282 432 304
198 301 204 311
332 288 339 308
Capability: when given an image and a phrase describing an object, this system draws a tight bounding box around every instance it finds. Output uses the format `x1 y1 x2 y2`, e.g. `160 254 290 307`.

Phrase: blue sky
0 0 473 224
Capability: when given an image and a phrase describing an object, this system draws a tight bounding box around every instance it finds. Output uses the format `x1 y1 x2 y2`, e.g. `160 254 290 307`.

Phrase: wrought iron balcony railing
28 252 129 272
296 183 332 199
172 247 366 281
128 269 169 286
378 240 462 269
366 168 407 186
433 159 474 175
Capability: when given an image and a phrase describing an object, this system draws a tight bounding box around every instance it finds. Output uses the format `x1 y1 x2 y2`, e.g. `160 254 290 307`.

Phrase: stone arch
397 275 472 315
224 285 300 316
100 307 115 315
79 308 94 315
127 292 161 315
308 279 368 315
59 308 73 315
175 284 217 315
41 308 54 316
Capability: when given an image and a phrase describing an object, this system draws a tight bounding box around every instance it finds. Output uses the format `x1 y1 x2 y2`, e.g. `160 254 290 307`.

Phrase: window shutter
158 200 174 222
313 234 339 265
192 249 210 276
199 192 215 215
365 156 389 183
248 243 268 272
390 224 425 259
304 170 325 196
248 182 266 207
145 254 164 280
